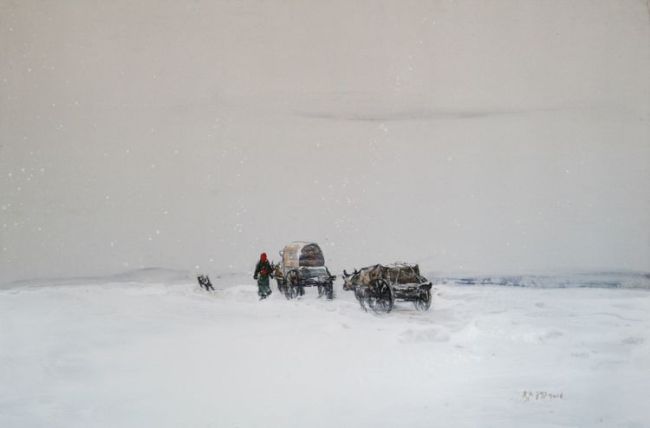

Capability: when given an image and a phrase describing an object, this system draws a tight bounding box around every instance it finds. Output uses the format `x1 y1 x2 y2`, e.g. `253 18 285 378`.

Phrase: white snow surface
1 273 649 427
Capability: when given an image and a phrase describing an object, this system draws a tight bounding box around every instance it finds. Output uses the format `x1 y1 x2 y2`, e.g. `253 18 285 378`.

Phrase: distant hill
429 272 650 289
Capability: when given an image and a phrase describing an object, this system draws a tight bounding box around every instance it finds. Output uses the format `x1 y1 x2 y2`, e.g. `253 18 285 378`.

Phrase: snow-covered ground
1 272 649 427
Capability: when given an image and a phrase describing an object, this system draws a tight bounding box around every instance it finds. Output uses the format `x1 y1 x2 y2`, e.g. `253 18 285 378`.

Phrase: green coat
254 260 273 286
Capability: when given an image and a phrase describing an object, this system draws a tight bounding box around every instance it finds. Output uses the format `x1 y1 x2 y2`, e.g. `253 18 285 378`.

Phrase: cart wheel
413 289 432 311
368 279 393 313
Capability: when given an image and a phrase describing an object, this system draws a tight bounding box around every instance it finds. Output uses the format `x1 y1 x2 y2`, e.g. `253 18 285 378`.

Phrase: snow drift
1 272 649 427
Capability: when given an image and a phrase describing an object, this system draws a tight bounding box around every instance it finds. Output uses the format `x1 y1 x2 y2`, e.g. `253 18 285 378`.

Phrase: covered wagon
274 241 336 299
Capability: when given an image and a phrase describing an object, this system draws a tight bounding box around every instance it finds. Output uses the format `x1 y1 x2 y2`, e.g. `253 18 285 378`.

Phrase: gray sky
1 0 649 282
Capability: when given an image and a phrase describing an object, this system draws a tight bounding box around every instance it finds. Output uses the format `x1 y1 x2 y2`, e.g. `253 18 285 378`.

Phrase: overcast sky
1 0 648 283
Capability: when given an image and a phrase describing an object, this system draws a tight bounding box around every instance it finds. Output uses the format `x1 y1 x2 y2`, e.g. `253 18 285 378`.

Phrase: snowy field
1 272 649 428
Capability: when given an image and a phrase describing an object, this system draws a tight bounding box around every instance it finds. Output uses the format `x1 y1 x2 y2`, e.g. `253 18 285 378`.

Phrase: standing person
254 252 273 300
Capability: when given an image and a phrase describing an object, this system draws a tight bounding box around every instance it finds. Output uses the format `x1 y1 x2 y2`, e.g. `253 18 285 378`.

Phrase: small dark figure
253 252 273 300
197 274 215 291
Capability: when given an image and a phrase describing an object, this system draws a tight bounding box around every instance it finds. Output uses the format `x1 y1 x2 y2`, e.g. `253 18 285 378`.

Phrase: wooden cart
342 263 432 313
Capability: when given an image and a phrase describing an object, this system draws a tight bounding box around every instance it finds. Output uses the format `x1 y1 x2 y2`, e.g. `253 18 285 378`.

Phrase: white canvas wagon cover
281 242 325 269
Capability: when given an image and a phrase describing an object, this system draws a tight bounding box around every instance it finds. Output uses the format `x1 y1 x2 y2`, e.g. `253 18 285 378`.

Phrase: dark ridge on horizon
293 106 561 122
431 271 650 289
